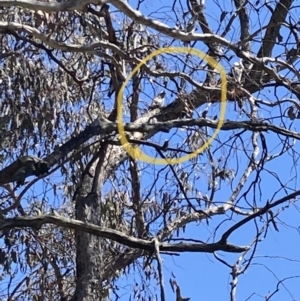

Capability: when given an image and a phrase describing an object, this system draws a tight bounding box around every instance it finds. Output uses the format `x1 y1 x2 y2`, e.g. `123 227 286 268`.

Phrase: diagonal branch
0 214 248 253
220 189 300 242
257 0 293 58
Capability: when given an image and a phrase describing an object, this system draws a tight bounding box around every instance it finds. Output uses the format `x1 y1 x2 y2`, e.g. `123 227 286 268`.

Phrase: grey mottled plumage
186 15 197 32
231 60 244 84
149 90 166 109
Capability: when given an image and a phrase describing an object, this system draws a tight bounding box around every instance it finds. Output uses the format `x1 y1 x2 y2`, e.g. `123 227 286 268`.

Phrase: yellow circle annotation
117 47 227 165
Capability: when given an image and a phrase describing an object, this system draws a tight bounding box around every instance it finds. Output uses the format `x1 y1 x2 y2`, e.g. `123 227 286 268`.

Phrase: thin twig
153 238 166 301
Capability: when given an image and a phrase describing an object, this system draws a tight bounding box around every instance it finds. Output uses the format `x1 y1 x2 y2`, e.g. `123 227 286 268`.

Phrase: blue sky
2 0 300 300
111 1 300 301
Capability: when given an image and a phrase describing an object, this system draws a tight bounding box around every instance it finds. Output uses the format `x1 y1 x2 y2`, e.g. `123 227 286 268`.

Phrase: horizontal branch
123 118 300 141
1 114 297 187
0 0 104 12
0 21 127 59
0 214 248 253
45 115 300 167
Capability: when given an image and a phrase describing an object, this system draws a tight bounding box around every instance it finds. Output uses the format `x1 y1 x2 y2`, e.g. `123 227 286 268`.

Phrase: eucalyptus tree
0 1 299 301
